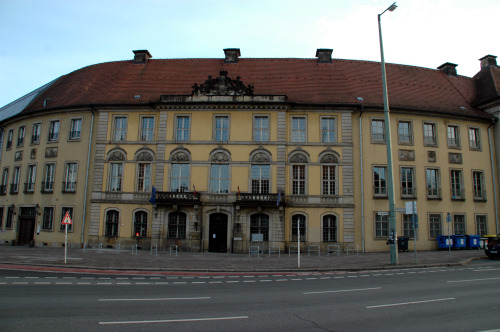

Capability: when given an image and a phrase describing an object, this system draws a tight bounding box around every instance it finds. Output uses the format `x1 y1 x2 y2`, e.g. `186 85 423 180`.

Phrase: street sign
61 211 73 225
395 208 406 213
377 211 389 216
405 201 417 215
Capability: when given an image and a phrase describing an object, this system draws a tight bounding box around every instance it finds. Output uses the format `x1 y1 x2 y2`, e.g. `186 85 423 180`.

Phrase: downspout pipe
488 123 499 234
81 108 95 245
357 98 365 252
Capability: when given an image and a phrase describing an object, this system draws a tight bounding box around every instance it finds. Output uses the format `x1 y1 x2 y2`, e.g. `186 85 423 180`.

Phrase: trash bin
397 236 409 252
437 235 453 249
453 235 466 249
466 235 480 249
480 235 497 249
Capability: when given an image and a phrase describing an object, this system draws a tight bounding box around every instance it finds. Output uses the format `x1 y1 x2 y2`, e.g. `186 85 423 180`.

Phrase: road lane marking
304 287 382 295
366 298 455 309
99 316 248 325
99 297 210 302
447 277 500 283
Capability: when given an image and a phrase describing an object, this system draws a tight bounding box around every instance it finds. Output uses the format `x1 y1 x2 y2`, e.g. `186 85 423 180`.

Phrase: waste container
437 235 453 249
453 235 466 249
466 235 480 249
397 236 409 252
480 235 497 249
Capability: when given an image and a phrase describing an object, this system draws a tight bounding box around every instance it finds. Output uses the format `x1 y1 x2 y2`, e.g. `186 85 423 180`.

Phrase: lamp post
378 2 398 265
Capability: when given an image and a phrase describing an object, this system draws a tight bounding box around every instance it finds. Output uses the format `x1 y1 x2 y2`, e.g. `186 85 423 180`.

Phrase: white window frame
48 120 60 142
291 116 307 142
175 115 191 141
109 162 123 192
64 162 78 192
31 122 41 145
43 163 56 192
69 118 82 141
371 119 385 143
170 163 189 192
137 163 152 192
423 121 437 146
468 126 481 150
26 164 36 193
321 117 336 143
214 115 230 142
253 115 269 142
140 116 155 142
112 116 128 142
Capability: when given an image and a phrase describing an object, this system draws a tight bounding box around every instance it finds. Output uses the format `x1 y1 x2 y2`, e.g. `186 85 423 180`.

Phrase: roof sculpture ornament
192 71 254 96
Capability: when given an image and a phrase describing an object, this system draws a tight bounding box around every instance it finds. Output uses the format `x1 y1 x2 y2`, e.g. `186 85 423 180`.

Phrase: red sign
61 211 73 225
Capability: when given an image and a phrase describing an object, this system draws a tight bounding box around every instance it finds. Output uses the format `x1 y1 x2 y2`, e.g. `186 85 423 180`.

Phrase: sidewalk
0 245 488 273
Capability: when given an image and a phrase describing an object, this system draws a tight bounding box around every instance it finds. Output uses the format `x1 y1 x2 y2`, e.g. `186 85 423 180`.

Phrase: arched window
105 210 119 237
323 215 337 242
291 214 306 242
250 150 271 194
289 152 309 195
168 212 186 238
210 150 231 194
250 214 269 241
134 211 148 237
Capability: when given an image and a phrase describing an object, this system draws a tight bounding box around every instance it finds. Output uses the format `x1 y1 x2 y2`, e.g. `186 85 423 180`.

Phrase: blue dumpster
466 235 480 249
437 235 453 249
453 235 466 249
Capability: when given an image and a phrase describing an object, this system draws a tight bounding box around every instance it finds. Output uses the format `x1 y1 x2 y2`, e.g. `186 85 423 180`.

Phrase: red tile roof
21 57 494 121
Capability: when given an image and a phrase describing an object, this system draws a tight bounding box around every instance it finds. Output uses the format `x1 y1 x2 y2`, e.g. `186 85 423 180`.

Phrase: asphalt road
1 260 500 331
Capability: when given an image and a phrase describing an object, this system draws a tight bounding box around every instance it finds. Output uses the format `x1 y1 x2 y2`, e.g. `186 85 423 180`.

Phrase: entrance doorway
209 213 228 252
18 218 35 246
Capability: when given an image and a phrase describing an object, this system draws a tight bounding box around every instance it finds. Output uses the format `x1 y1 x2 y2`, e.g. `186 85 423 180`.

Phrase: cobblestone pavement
0 245 488 273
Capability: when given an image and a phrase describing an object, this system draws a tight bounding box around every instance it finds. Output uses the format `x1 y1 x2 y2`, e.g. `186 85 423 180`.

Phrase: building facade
0 49 498 253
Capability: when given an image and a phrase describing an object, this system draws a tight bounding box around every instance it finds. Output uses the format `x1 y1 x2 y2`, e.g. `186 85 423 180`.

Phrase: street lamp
378 2 398 265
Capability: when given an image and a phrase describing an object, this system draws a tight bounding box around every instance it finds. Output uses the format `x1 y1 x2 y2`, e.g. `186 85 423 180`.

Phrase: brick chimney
437 62 458 76
224 48 241 63
316 49 333 63
132 50 152 63
479 55 497 70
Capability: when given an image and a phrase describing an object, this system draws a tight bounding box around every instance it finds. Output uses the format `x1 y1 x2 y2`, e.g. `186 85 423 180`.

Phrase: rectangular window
375 213 389 238
402 214 416 239
48 120 60 142
447 125 460 148
137 163 152 192
450 169 463 199
251 165 270 194
250 214 269 241
210 164 229 194
292 165 306 195
25 164 36 193
109 163 123 192
42 207 54 230
453 214 466 235
371 119 385 142
168 213 186 238
6 129 13 149
69 118 82 140
322 215 337 242
214 115 229 141
253 116 269 141
5 206 14 229
400 167 415 197
291 117 306 142
140 116 154 141
398 121 412 144
322 165 336 195
64 163 78 192
472 171 485 201
113 117 127 141
321 117 336 143
423 122 437 146
60 207 73 232
468 127 480 150
43 163 55 192
429 214 442 239
476 215 487 236
373 166 387 196
11 166 20 194
426 168 440 198
17 126 25 146
0 207 3 229
1 168 8 195
291 215 306 242
171 163 189 192
175 116 190 141
31 123 41 144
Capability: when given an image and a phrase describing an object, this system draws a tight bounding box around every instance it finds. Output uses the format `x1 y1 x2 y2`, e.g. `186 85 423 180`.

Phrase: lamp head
388 3 397 11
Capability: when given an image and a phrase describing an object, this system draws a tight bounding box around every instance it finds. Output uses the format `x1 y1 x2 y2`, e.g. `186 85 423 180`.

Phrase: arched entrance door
209 213 228 253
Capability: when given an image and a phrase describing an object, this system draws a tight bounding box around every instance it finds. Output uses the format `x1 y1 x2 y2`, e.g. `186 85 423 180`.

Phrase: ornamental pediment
192 71 254 96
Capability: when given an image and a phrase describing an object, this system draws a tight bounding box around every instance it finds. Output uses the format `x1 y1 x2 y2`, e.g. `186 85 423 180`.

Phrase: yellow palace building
0 49 499 253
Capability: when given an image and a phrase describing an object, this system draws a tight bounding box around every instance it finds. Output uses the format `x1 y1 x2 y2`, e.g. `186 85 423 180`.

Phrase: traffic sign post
446 212 452 256
61 211 73 264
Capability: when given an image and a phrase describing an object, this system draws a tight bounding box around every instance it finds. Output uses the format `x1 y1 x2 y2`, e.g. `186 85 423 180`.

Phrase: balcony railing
0 185 6 195
155 191 200 205
10 183 19 194
23 182 35 193
426 188 442 200
451 188 465 201
473 190 487 202
41 181 54 193
62 182 77 193
236 193 283 206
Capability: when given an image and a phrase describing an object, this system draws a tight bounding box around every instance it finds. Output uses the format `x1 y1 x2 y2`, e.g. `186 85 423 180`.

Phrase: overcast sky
1 0 499 108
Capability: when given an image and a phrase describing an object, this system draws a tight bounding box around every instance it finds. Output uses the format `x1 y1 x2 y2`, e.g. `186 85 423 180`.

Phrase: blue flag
149 186 156 205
